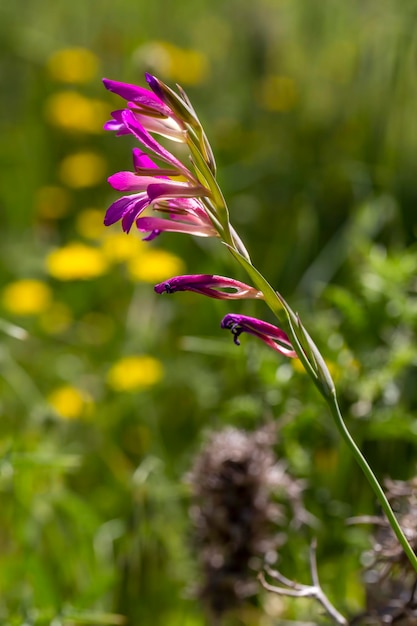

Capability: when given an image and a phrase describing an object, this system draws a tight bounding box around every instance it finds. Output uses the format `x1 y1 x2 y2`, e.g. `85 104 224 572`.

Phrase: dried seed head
187 424 306 620
358 477 417 625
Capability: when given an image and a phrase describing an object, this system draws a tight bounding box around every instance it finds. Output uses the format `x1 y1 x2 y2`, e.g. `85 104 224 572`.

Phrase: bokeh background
2 0 417 624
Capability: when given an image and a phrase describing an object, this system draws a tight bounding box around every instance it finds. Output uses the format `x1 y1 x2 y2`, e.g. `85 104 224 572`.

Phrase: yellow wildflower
127 249 184 283
46 47 99 84
170 48 209 85
48 385 92 419
46 243 108 280
136 41 209 85
101 232 145 263
107 355 163 392
45 91 109 134
2 280 52 316
59 151 107 188
76 209 106 240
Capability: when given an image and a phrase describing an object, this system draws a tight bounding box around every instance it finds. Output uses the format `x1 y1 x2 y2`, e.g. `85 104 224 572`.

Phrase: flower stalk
102 74 417 574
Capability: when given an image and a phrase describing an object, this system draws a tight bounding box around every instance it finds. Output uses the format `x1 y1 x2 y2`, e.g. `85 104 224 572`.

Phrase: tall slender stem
230 244 417 574
327 391 417 573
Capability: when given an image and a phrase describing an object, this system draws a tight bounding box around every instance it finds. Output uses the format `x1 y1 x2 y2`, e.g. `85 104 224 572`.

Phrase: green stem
327 391 417 573
227 243 417 573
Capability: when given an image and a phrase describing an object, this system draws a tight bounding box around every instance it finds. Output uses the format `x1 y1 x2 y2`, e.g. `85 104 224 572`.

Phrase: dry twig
259 540 347 625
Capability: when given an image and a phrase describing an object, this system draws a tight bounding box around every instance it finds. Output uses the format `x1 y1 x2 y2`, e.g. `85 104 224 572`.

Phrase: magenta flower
104 149 162 231
221 314 297 358
105 108 185 142
114 109 192 177
104 146 215 235
103 78 216 238
135 194 218 240
103 76 185 142
105 150 215 234
154 275 263 299
136 213 217 240
103 77 172 114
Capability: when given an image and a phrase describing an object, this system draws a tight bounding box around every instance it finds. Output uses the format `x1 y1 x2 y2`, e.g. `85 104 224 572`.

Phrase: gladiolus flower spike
103 74 417 578
103 74 248 256
103 76 221 238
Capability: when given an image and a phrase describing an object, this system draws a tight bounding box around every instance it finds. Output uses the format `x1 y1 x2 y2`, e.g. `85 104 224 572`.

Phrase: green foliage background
1 0 417 624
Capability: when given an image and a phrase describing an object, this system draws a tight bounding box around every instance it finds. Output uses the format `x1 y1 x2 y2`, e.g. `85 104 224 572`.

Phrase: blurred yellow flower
45 91 109 133
59 151 107 188
76 209 106 240
107 355 163 392
48 385 91 419
127 249 185 283
38 302 73 335
101 232 145 263
136 41 209 85
35 185 71 219
46 243 108 280
46 47 99 83
172 48 209 85
2 280 52 315
258 75 298 112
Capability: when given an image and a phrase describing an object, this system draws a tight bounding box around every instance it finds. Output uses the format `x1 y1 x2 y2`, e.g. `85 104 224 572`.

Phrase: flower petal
132 148 158 171
147 181 209 202
103 78 171 116
121 110 192 177
108 171 165 192
104 195 139 226
121 196 150 232
104 194 149 232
